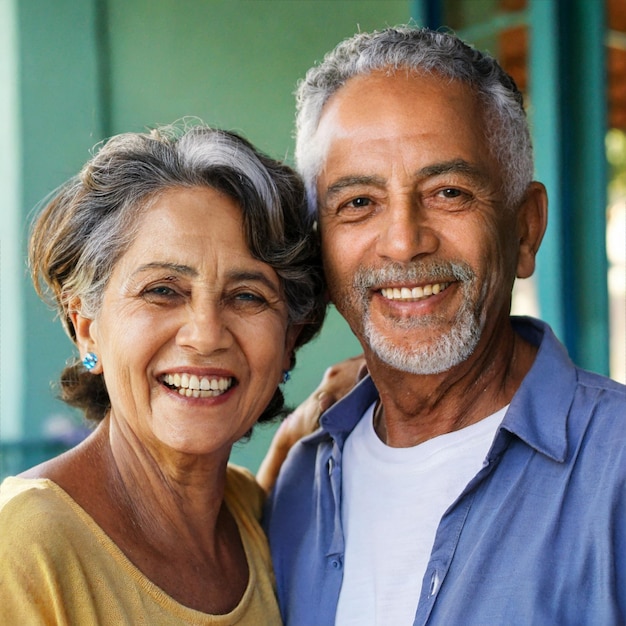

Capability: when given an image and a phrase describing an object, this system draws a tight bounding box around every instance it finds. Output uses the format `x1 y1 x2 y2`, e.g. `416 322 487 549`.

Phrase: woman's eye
141 284 180 303
236 292 262 301
227 289 277 314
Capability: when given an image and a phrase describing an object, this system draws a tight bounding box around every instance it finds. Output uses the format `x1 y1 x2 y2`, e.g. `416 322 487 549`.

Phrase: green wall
13 0 106 451
6 0 616 477
7 0 411 472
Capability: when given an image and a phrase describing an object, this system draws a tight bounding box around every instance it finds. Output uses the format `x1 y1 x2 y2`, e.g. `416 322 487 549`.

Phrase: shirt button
330 558 342 569
327 458 334 475
429 571 440 597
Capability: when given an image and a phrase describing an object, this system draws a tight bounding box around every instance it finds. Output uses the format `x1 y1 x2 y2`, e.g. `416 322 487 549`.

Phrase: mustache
352 261 476 292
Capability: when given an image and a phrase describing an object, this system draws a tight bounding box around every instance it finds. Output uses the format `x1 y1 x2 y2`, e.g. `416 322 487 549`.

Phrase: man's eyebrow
323 160 489 202
323 175 387 202
416 159 490 183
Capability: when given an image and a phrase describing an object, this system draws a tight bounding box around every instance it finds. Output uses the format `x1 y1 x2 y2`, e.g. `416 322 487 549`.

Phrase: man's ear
516 182 548 279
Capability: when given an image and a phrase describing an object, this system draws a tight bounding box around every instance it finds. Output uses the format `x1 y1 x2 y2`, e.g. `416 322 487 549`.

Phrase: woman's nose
176 301 234 355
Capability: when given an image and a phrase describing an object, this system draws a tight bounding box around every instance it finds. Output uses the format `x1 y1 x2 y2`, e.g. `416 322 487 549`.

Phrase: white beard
354 262 485 375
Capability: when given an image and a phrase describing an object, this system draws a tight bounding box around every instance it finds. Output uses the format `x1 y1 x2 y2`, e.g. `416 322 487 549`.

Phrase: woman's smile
84 186 295 456
160 372 234 398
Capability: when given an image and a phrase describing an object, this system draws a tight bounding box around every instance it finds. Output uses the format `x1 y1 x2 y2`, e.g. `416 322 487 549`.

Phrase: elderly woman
0 124 326 624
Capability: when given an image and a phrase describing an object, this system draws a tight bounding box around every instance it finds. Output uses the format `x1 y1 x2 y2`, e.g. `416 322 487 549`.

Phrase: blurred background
1 0 625 479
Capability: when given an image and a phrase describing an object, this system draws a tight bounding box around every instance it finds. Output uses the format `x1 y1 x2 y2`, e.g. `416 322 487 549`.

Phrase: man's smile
380 282 451 301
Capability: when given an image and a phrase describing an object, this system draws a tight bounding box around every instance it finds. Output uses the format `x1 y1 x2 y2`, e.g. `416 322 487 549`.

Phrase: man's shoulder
514 316 625 415
576 366 626 396
572 368 626 454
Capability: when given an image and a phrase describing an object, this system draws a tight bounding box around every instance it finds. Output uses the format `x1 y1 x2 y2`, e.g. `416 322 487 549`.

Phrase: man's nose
374 197 439 263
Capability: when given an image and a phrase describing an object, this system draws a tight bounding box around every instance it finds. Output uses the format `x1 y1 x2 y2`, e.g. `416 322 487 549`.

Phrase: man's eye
439 188 463 198
147 286 175 296
346 197 372 208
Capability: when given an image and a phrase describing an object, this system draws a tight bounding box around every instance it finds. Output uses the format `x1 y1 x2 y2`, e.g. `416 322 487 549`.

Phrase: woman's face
74 186 297 459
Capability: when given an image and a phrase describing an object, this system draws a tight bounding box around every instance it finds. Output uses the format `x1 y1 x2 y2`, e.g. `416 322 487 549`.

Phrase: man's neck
367 324 537 447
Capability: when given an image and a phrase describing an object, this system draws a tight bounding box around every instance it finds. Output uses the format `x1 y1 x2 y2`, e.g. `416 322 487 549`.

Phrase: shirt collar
316 317 575 463
497 316 576 463
318 375 378 445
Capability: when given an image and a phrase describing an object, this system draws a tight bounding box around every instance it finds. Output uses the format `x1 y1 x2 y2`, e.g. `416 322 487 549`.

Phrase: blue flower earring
82 352 98 372
282 370 291 384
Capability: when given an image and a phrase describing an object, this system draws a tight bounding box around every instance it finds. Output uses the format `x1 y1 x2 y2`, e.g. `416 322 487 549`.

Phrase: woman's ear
282 324 304 373
68 299 102 373
516 182 548 279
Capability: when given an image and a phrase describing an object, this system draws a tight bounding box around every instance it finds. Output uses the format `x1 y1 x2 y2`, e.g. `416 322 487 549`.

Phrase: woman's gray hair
30 122 326 423
295 26 534 213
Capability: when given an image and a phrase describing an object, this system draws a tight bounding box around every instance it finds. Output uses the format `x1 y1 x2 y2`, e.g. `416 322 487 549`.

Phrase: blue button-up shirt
265 318 626 625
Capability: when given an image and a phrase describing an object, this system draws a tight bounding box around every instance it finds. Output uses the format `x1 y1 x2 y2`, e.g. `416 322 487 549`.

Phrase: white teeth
381 282 449 301
162 373 233 398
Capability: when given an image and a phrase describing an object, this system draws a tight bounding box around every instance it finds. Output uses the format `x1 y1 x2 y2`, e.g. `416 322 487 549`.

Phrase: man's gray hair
295 26 534 213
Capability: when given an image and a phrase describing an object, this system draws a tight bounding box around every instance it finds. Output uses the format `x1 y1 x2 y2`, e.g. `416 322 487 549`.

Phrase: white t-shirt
335 404 506 626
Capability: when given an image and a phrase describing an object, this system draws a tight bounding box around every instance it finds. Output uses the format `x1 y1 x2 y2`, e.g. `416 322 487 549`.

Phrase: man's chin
365 321 482 376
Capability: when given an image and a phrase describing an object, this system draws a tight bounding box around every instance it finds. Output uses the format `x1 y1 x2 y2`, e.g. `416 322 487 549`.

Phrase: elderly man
265 26 626 626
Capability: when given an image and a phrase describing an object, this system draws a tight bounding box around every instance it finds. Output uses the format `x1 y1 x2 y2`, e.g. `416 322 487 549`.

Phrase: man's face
315 70 523 375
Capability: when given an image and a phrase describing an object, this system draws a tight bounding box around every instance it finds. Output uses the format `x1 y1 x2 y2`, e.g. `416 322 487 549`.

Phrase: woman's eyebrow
227 270 282 294
132 262 197 278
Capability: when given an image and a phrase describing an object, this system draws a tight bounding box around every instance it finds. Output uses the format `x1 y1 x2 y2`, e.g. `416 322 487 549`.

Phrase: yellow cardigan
0 465 281 625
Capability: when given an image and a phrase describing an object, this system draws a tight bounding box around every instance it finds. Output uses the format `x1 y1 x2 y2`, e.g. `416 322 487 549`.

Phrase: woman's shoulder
0 476 83 542
0 476 94 596
1 476 63 515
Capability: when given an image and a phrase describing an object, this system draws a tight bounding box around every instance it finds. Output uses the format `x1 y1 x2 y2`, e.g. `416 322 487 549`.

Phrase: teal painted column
529 0 565 340
1 0 25 441
411 0 440 28
561 0 609 375
531 0 609 375
17 0 107 438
